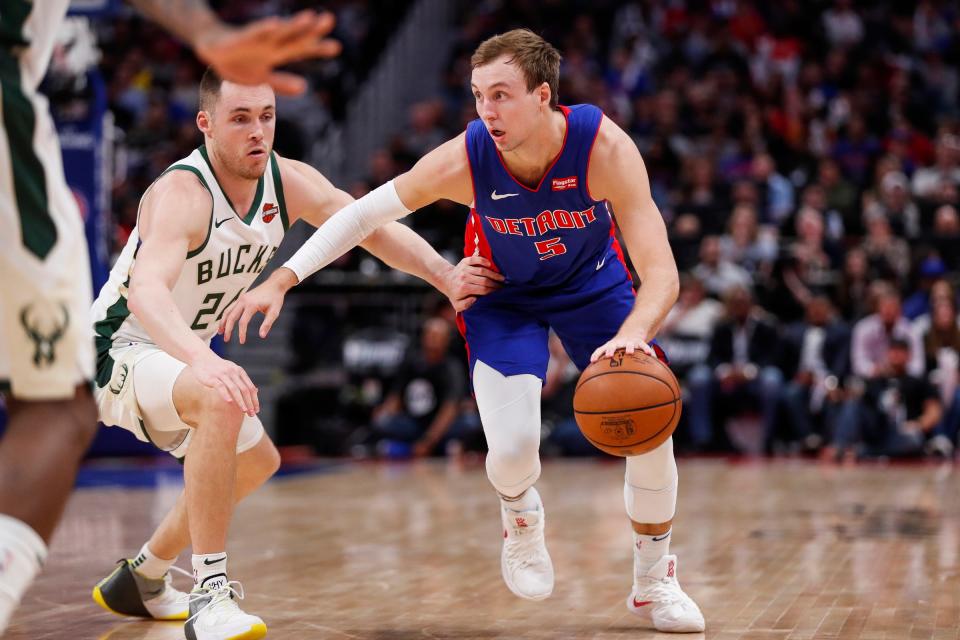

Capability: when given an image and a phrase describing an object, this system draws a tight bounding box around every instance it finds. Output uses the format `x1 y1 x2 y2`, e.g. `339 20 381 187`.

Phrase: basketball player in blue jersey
224 29 704 632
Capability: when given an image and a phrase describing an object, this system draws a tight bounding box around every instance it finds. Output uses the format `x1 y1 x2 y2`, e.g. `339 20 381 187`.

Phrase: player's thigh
548 277 635 370
459 296 550 381
0 99 93 400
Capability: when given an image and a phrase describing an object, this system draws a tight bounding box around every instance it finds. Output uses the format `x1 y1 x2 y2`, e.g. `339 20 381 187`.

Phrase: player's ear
196 110 212 137
538 82 551 109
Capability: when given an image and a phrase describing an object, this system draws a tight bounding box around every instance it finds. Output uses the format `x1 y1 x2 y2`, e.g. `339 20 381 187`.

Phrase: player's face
471 56 547 152
204 82 276 180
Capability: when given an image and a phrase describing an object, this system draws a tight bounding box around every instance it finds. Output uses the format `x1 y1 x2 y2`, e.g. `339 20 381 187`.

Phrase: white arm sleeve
283 179 412 282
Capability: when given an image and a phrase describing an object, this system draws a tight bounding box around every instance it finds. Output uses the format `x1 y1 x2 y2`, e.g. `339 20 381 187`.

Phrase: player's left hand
196 10 341 96
443 256 504 312
590 334 655 363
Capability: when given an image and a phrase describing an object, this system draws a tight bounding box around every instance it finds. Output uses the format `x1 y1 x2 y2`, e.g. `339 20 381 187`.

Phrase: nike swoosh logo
491 190 519 200
202 556 226 566
596 256 606 270
633 598 652 608
651 532 670 542
214 217 234 228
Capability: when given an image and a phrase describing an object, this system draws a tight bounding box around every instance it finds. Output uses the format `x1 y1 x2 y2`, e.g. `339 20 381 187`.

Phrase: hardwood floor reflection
8 459 960 639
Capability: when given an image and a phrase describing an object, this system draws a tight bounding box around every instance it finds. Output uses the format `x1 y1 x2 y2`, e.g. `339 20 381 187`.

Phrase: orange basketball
573 350 682 457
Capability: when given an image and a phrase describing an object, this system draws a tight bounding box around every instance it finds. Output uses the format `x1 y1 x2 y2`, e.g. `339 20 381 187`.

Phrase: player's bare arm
128 171 259 415
587 116 680 362
219 153 501 343
126 1 340 96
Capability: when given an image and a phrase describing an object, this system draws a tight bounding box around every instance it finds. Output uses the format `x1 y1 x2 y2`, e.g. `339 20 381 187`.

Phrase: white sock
131 543 176 580
0 515 47 633
500 486 540 513
633 529 671 577
192 552 228 591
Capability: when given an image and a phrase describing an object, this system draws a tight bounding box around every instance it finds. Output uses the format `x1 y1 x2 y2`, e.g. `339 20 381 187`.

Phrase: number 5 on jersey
535 237 567 261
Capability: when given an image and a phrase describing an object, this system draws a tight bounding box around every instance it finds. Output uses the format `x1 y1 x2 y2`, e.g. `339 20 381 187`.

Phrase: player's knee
485 435 542 497
257 439 281 481
65 389 99 453
624 438 677 523
625 437 677 489
194 391 244 433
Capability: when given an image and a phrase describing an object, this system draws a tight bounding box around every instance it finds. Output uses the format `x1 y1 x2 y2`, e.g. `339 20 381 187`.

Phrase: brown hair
198 66 223 112
471 29 562 108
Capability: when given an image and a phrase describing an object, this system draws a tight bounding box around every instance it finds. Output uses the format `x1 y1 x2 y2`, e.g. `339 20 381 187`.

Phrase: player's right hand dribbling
190 351 260 416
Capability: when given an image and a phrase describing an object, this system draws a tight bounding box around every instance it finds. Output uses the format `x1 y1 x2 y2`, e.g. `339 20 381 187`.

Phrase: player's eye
494 92 505 100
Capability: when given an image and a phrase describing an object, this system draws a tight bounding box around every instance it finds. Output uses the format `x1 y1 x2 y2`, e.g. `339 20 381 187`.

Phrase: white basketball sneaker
626 555 705 633
184 582 266 640
500 488 554 600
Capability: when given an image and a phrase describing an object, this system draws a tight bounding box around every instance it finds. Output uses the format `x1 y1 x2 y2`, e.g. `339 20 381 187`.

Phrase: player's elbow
126 279 154 317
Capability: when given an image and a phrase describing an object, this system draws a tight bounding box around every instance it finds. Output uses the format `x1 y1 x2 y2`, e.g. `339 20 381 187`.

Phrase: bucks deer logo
19 302 69 368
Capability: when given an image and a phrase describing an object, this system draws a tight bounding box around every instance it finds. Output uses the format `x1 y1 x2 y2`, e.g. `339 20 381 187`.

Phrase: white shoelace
186 580 246 625
505 521 548 570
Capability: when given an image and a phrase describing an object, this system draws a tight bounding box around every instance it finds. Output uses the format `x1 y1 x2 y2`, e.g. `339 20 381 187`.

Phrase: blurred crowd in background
52 1 960 461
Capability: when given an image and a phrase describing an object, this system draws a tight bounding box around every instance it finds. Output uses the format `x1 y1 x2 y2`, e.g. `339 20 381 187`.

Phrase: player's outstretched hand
191 350 259 416
590 334 655 363
444 256 505 312
219 282 287 345
196 10 341 96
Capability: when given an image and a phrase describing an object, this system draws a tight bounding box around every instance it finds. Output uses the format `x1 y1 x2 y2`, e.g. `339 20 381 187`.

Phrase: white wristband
283 179 412 282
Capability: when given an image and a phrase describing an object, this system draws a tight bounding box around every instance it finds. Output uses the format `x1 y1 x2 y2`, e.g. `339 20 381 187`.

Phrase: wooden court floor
7 458 960 639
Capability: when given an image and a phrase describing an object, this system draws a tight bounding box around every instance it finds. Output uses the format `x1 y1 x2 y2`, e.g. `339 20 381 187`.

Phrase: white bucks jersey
91 147 288 384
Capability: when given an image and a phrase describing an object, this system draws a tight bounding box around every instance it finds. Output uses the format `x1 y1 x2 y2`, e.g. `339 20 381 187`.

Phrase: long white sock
131 543 176 580
0 515 47 633
500 486 540 512
634 529 671 577
192 552 228 591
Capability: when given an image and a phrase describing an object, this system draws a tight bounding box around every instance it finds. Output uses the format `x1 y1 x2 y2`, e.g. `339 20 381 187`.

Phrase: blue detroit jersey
464 104 622 288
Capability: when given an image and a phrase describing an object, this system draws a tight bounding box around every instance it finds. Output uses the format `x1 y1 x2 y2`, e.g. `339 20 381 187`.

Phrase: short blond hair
471 29 562 108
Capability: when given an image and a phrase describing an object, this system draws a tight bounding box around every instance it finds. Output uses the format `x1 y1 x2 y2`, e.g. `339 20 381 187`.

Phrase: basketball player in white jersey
0 1 341 634
88 68 498 640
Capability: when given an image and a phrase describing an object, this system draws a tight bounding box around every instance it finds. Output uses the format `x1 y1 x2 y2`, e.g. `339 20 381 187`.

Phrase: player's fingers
266 71 308 97
237 307 257 345
233 372 256 416
237 368 260 414
221 377 247 413
222 303 244 343
260 306 280 339
476 267 505 281
456 296 476 312
215 382 234 405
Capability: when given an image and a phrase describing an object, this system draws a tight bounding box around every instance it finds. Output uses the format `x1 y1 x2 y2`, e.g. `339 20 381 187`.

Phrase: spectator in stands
861 212 911 284
778 296 851 451
542 334 594 456
851 338 943 458
816 157 857 230
912 134 960 200
834 247 871 321
719 204 777 275
658 274 723 381
920 297 960 455
851 284 924 379
692 235 752 298
369 318 470 457
750 153 794 224
902 256 948 320
931 205 960 270
686 285 783 451
871 171 921 239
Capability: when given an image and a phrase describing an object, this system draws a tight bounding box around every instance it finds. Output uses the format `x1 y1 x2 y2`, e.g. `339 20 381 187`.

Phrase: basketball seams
573 398 679 415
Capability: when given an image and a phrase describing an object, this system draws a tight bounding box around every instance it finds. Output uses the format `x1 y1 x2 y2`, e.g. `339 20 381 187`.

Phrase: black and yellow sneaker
93 559 190 621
